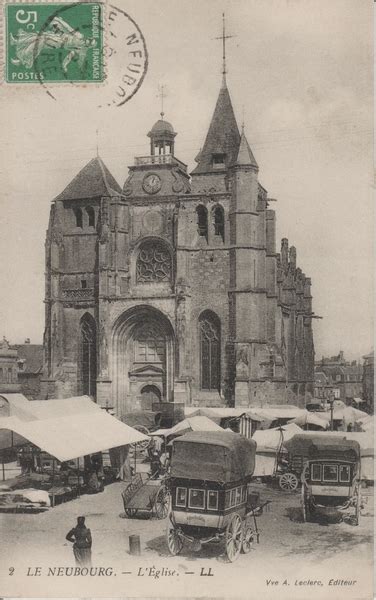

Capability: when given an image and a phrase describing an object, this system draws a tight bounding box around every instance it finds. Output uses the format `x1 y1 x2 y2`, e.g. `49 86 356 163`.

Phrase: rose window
136 241 172 283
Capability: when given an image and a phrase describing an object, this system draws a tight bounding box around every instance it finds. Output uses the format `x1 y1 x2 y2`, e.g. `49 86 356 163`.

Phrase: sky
0 0 373 361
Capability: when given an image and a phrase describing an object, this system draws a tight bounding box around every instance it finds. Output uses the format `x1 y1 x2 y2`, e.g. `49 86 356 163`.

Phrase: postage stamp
5 2 104 83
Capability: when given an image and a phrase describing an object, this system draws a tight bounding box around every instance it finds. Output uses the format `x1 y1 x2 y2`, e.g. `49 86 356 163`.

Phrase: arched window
199 310 221 391
213 205 225 241
86 206 95 227
134 323 165 364
196 205 208 240
74 208 83 228
79 314 97 397
136 240 172 283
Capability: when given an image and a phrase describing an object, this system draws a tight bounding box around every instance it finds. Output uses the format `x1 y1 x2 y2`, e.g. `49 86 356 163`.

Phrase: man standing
66 516 92 566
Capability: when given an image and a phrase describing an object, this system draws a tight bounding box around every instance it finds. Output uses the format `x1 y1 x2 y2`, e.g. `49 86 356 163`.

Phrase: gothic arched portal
111 306 174 417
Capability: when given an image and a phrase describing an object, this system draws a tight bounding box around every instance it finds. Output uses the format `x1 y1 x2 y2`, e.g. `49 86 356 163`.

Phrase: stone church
42 74 315 416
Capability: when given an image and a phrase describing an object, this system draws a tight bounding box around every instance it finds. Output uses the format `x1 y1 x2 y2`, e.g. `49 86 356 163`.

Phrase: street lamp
327 392 335 431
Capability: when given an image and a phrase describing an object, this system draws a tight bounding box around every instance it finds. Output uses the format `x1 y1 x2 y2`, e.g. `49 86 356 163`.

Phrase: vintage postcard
0 0 373 598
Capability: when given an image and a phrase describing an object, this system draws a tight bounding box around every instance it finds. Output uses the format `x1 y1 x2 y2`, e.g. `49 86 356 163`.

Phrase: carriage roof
171 431 257 482
284 434 361 461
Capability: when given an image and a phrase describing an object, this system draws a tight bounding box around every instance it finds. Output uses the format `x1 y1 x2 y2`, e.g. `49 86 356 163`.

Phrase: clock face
142 173 161 194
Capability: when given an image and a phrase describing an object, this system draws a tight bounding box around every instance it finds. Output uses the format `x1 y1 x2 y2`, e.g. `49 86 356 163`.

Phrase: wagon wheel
241 524 256 554
279 472 299 492
124 508 138 518
354 485 361 526
166 519 183 556
130 426 150 451
154 486 170 519
225 513 243 562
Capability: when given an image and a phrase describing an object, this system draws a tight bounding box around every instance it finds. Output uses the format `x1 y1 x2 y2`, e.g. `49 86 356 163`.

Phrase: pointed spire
193 14 239 175
235 130 258 168
191 84 240 175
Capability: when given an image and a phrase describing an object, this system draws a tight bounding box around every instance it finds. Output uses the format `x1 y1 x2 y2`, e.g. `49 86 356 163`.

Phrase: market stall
151 415 224 438
0 394 148 510
252 423 303 479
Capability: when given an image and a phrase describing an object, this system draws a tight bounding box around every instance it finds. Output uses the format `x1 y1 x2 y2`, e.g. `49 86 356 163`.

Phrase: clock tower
123 115 190 197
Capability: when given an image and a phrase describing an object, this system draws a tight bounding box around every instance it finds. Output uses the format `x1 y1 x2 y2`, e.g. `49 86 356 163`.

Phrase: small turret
147 117 177 157
234 129 258 169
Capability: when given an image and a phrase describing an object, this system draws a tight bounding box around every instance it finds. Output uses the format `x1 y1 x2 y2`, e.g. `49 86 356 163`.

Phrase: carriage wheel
154 486 170 519
241 525 256 554
225 513 243 562
130 426 150 452
166 520 183 556
125 508 138 518
279 472 299 491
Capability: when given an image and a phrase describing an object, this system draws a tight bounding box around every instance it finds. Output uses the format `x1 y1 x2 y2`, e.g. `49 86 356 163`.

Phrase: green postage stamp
5 2 104 83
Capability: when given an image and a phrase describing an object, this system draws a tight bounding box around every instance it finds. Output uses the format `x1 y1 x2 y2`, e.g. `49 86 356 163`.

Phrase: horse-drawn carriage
284 435 362 524
166 431 269 562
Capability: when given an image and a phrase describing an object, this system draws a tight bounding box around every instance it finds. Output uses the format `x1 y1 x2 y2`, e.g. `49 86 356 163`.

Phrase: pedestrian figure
66 516 92 566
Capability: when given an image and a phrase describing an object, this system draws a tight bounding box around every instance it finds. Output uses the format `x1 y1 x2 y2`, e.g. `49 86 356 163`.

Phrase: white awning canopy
151 415 224 437
0 394 148 462
252 423 303 452
288 411 329 429
185 407 249 419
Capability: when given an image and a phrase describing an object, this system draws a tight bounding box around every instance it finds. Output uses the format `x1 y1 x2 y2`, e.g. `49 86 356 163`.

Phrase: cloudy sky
0 0 373 361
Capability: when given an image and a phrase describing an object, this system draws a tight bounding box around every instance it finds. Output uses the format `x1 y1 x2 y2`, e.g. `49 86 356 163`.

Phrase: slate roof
148 119 176 136
320 365 345 377
314 371 328 385
15 345 44 374
191 81 241 175
54 157 122 201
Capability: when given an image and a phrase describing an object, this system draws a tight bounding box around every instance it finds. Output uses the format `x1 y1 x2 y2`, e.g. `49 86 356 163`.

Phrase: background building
0 337 43 399
41 76 315 415
0 337 20 393
14 339 44 400
314 351 363 404
362 350 374 413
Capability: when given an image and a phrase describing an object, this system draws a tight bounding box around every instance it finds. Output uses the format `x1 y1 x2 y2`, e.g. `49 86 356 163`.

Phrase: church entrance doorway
111 306 174 417
140 385 161 406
